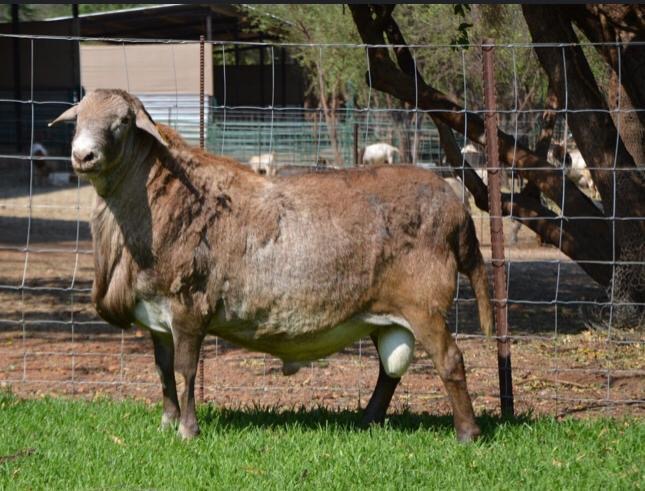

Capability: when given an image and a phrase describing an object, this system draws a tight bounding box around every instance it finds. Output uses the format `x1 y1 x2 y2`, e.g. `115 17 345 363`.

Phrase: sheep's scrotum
377 326 415 378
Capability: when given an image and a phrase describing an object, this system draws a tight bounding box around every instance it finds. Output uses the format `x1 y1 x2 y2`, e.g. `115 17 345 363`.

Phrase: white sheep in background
461 143 493 187
461 143 485 165
444 177 473 211
31 141 56 186
461 142 518 190
248 152 276 176
361 143 400 166
566 148 600 200
549 143 601 201
460 144 524 244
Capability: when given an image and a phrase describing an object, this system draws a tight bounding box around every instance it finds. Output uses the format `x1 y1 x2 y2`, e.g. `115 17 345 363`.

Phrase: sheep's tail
455 214 494 337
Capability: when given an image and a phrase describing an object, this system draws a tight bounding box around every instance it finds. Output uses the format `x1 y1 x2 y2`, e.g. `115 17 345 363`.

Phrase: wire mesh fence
0 33 642 418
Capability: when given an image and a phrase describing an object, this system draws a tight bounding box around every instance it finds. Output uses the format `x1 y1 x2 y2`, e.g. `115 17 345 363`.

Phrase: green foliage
572 25 613 98
392 4 547 110
243 5 366 105
0 4 142 22
0 393 642 489
243 5 547 111
453 4 472 18
451 4 473 50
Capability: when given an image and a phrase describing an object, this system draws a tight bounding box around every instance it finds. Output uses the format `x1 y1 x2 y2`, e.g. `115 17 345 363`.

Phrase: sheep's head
50 89 167 192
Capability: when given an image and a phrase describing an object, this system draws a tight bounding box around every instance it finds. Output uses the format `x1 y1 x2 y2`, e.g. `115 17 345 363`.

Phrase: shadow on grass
199 404 534 441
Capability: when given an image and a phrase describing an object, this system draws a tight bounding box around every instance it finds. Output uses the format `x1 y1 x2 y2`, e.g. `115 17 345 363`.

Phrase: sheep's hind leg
173 329 204 439
361 334 400 427
150 331 180 429
406 309 481 442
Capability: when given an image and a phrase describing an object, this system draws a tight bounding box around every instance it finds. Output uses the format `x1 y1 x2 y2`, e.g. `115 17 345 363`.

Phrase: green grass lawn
0 391 642 490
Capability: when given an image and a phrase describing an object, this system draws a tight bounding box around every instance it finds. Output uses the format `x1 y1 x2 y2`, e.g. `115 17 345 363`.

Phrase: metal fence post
198 34 205 403
482 39 514 417
353 123 359 167
199 35 205 150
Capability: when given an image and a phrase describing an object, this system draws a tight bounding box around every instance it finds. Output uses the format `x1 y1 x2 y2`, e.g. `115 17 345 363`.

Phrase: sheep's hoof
178 422 200 440
160 412 179 431
282 362 303 376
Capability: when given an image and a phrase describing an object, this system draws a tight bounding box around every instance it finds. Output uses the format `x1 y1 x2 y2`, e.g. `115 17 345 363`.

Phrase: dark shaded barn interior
0 4 305 156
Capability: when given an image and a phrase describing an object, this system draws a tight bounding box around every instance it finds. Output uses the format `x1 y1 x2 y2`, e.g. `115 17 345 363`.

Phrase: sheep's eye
120 116 131 126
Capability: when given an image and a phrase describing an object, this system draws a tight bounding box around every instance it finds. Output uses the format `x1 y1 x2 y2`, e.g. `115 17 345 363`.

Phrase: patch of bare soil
0 185 642 418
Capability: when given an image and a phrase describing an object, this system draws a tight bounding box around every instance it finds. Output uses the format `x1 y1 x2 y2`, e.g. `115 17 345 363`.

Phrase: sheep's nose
72 149 96 163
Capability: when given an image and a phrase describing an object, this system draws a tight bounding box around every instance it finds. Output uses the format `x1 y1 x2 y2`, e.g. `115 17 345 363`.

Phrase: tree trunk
566 4 645 128
315 62 342 166
561 4 645 167
523 4 644 328
609 68 645 168
329 85 343 165
534 81 560 159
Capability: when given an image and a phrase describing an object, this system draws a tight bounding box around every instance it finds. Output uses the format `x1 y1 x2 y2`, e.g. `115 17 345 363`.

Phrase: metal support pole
71 4 80 102
482 39 514 418
206 13 212 42
353 123 359 167
198 34 205 403
199 35 205 150
259 39 265 108
11 4 22 153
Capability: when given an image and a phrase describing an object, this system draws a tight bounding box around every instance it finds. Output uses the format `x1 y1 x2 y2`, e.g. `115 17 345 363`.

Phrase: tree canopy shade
349 4 644 329
242 5 550 165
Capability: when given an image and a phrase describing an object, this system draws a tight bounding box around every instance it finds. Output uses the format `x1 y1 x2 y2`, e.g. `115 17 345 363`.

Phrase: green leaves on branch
451 4 473 50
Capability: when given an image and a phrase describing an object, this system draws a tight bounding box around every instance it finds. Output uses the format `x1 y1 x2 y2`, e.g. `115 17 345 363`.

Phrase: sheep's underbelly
133 298 415 377
209 314 376 362
210 312 415 378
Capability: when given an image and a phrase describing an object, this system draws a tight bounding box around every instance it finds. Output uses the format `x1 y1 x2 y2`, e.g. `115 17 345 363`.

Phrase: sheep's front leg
173 328 204 439
150 331 180 429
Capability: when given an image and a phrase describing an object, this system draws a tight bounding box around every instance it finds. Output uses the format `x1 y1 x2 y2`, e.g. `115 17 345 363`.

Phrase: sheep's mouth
71 159 101 176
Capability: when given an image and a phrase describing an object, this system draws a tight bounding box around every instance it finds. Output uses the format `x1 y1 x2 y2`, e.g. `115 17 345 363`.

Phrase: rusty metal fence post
198 34 205 403
482 39 514 417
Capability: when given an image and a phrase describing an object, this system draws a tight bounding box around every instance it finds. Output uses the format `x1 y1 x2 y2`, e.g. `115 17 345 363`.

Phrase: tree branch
564 4 645 127
522 5 644 223
435 113 611 284
534 81 560 159
349 5 607 223
349 4 613 285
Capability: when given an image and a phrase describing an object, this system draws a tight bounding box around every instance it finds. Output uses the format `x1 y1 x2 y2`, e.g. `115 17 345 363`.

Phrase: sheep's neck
89 133 153 198
104 151 155 269
89 142 162 328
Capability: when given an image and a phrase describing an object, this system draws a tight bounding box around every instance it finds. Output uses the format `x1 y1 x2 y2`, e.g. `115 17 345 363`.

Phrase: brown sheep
51 89 493 442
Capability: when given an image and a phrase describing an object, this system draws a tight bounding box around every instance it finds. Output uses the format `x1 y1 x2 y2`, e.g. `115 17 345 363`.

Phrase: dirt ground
0 183 642 419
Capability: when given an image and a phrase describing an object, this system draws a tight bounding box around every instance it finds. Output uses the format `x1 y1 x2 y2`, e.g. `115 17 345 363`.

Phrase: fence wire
0 33 642 418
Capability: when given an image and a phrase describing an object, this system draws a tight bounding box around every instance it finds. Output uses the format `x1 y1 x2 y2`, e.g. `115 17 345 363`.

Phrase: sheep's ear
136 107 168 147
48 105 79 127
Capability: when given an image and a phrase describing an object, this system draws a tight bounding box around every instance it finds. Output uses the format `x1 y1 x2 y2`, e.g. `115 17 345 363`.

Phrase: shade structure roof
0 4 273 42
